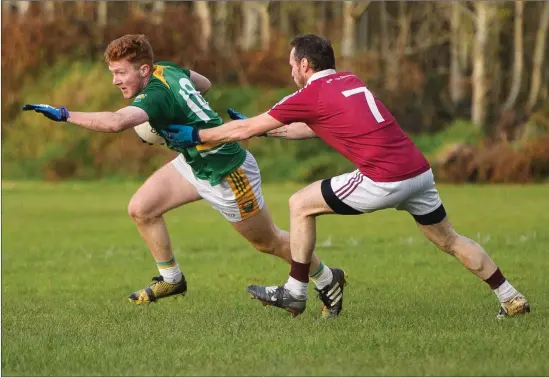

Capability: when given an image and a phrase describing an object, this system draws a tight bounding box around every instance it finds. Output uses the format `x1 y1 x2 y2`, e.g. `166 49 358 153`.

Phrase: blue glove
22 104 69 122
160 124 201 149
227 108 248 120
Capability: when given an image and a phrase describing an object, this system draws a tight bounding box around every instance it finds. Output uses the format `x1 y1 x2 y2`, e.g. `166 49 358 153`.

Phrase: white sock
284 276 308 299
311 265 333 290
493 280 519 303
159 264 183 284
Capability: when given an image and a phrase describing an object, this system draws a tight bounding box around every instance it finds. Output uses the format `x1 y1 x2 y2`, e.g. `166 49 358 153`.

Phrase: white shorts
171 151 265 222
321 169 446 225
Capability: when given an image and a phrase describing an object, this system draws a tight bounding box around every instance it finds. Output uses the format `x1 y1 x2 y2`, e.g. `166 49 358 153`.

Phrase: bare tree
42 1 55 22
278 3 315 39
241 2 270 51
75 2 88 19
341 1 371 58
379 1 389 62
194 1 212 53
341 1 356 58
472 2 494 127
258 2 270 51
1 0 18 22
97 1 108 27
16 0 30 15
152 1 165 25
4 0 31 20
502 0 524 111
213 2 228 54
241 2 259 51
527 1 549 111
316 2 328 36
450 2 466 106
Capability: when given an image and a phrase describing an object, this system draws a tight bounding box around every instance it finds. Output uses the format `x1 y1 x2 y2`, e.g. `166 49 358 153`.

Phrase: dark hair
290 34 336 71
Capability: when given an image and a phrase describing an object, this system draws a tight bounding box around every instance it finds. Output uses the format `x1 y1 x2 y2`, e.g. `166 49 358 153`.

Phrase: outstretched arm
266 122 317 139
226 108 317 140
22 103 149 133
67 106 149 132
198 112 283 144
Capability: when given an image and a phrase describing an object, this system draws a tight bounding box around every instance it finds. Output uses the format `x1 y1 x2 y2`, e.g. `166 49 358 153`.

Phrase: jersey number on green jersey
178 77 212 121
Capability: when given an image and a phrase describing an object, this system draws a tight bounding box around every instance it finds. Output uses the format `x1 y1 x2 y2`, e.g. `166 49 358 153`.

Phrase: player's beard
293 72 307 88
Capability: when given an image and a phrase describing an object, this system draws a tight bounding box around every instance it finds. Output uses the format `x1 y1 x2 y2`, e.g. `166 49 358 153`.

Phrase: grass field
2 181 548 376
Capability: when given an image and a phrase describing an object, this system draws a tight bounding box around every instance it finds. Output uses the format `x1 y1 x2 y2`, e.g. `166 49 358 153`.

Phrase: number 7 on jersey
342 87 385 123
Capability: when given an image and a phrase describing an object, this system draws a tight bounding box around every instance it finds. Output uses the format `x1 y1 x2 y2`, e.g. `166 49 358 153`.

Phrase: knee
128 197 155 224
288 192 308 216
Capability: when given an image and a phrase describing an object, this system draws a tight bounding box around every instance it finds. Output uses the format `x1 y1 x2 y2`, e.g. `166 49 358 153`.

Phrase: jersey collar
307 69 337 85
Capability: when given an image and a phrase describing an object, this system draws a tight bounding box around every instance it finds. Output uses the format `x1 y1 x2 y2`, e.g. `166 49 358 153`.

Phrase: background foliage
2 1 549 182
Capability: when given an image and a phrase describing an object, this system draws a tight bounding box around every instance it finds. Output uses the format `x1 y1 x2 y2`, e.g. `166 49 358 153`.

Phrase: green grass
2 181 549 376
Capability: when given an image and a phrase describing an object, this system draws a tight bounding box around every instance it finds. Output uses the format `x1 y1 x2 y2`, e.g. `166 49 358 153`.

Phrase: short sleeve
130 84 174 126
268 84 320 125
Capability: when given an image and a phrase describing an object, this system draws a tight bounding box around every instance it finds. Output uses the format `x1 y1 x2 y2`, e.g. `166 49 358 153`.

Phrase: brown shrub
433 135 549 183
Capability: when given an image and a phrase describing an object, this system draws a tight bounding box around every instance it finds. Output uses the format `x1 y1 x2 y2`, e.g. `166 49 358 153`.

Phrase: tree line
3 1 549 137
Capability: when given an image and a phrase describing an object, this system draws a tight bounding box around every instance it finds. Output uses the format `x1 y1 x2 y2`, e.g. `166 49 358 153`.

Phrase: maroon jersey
268 70 430 182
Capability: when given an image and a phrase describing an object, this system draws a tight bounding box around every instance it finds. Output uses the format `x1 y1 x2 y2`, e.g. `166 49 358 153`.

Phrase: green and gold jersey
130 61 246 185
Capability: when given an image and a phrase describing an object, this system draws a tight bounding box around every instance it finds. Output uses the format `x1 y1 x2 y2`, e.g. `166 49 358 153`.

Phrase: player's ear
140 64 150 78
301 58 309 71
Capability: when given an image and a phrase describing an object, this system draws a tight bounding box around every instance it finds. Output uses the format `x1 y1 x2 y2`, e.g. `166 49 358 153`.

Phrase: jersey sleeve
130 83 175 127
268 84 320 125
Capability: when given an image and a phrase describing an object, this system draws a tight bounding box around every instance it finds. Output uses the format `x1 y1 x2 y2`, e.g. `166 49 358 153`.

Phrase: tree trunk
12 0 30 18
2 2 10 21
527 1 549 111
396 1 409 54
386 1 409 92
450 2 466 106
341 1 356 58
241 2 259 51
353 2 371 51
151 1 165 25
42 1 55 22
472 2 491 127
75 2 87 19
97 1 108 27
279 3 290 38
213 1 228 54
194 1 211 53
316 2 327 35
258 2 270 51
357 7 369 51
502 0 524 111
241 1 270 51
379 1 389 62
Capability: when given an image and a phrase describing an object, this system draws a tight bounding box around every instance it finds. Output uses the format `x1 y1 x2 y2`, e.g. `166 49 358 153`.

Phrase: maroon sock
484 268 506 290
290 260 310 283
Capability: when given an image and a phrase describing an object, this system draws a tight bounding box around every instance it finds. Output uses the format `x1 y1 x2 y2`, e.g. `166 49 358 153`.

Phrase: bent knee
128 197 156 223
288 192 312 216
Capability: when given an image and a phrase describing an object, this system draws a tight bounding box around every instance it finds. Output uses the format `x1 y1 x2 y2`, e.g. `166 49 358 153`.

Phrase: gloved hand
22 104 69 122
160 124 201 149
227 108 248 120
